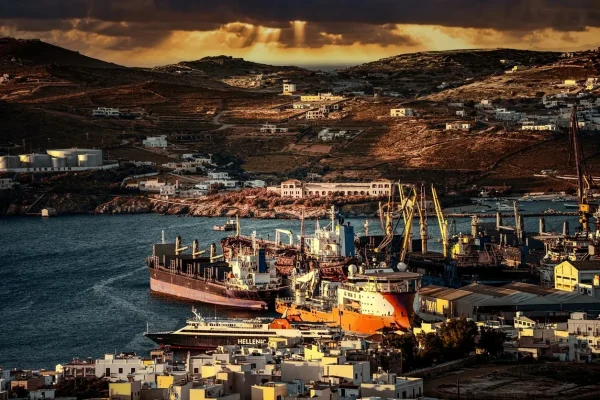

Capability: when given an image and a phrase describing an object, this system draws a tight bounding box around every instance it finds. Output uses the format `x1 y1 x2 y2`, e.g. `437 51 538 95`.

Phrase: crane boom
569 108 596 232
431 185 449 258
399 187 417 263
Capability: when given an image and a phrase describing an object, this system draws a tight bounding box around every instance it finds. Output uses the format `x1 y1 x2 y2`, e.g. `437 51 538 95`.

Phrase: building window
118 368 123 374
131 368 135 373
105 368 110 376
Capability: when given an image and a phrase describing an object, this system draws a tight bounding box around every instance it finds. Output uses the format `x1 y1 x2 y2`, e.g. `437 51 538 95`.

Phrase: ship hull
145 332 273 350
150 268 283 310
276 292 416 334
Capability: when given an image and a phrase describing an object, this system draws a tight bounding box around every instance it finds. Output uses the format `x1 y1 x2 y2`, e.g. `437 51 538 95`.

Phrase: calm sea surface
0 203 578 368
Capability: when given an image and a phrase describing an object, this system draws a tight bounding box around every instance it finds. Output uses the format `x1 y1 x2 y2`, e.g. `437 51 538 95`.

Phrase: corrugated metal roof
501 282 558 295
461 283 518 297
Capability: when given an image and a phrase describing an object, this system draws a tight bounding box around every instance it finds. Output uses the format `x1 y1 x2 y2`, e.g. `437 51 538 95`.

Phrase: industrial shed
418 282 600 322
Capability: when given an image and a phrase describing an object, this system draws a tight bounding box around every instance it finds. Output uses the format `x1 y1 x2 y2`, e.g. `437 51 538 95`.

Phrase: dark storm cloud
2 0 600 48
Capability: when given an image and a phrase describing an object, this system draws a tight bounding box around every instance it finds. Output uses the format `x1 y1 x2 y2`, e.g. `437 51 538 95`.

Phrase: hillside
0 37 122 68
342 48 562 96
2 39 600 193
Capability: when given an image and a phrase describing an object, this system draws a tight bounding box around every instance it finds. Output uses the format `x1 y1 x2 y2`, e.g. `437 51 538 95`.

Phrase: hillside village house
445 122 472 131
282 82 297 94
273 179 392 198
292 102 312 109
260 123 288 133
521 121 558 131
300 93 344 102
143 135 167 148
92 107 120 117
390 108 414 117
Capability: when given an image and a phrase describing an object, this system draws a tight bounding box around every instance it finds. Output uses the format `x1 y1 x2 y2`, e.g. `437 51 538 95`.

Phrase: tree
417 332 444 364
383 333 417 371
440 317 479 359
478 327 507 357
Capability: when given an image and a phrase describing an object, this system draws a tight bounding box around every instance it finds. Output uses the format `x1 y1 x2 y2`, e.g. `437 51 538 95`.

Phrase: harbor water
0 203 580 368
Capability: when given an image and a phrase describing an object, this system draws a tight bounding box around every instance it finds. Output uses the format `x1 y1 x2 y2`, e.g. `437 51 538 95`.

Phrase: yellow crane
399 185 418 264
431 184 449 258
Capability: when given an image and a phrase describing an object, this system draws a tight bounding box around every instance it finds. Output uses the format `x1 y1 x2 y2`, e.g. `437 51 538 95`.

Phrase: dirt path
424 364 515 398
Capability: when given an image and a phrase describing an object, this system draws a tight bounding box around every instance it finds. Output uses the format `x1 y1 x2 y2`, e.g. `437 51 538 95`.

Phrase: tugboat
213 218 237 231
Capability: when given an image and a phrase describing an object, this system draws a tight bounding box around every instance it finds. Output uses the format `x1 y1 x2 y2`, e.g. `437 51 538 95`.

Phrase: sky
2 0 600 68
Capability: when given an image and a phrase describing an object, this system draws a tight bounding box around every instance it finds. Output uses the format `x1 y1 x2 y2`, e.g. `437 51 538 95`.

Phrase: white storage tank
0 156 21 169
85 153 99 167
51 157 67 168
20 154 51 168
77 154 90 167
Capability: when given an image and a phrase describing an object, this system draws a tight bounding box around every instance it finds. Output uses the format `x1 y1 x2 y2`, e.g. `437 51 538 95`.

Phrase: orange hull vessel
276 270 420 335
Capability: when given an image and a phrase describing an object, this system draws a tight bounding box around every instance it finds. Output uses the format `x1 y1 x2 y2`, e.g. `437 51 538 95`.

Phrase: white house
390 108 414 117
139 178 167 192
92 107 120 117
292 102 312 109
245 180 266 188
521 122 557 131
564 79 578 86
260 123 288 133
361 372 423 399
283 82 297 94
208 172 229 180
456 110 466 117
446 122 472 131
143 135 167 148
300 93 344 102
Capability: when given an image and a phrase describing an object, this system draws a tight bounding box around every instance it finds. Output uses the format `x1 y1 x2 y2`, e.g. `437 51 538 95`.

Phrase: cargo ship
276 266 421 335
147 234 284 310
145 307 343 350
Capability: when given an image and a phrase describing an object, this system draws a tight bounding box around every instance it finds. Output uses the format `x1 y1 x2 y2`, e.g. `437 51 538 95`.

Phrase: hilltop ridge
0 37 122 68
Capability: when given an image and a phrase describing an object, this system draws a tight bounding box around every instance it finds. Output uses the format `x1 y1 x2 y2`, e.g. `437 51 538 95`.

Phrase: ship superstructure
145 307 342 350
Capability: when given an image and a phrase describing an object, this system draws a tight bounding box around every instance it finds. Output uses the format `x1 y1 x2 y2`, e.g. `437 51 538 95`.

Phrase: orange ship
276 268 421 335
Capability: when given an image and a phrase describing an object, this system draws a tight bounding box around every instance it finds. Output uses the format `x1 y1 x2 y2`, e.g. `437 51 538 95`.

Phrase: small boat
563 203 579 209
551 197 565 202
213 219 237 231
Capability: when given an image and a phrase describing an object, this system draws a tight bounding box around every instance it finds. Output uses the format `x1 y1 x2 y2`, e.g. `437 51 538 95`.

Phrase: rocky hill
2 39 600 193
341 48 562 96
0 37 122 68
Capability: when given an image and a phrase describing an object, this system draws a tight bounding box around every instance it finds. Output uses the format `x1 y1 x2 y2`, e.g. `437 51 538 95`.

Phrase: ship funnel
563 220 570 236
210 243 216 259
496 212 502 230
539 218 545 234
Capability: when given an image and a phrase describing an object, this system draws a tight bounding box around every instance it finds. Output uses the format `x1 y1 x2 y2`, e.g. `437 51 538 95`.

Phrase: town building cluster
1 338 425 400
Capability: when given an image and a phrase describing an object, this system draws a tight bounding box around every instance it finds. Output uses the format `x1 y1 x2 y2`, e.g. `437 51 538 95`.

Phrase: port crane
569 108 597 233
431 184 449 258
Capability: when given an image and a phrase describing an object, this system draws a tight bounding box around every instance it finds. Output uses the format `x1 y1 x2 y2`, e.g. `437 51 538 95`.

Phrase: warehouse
418 281 600 323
